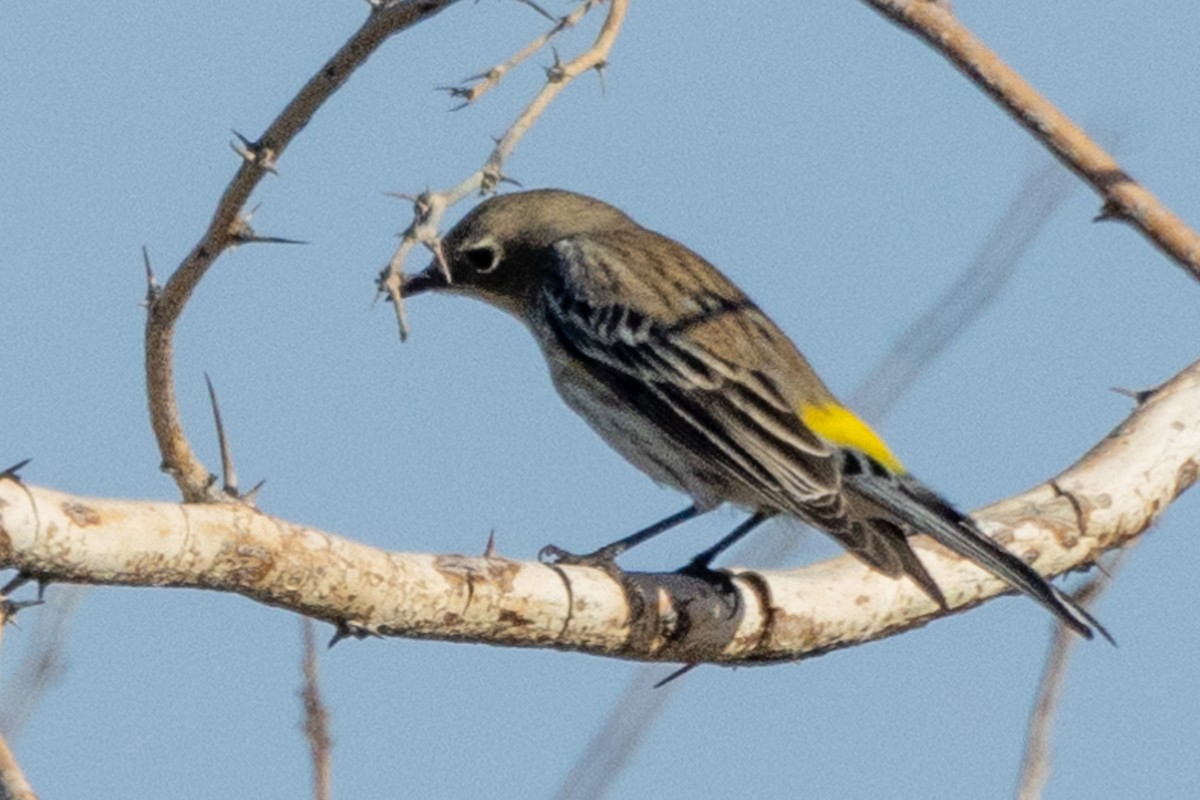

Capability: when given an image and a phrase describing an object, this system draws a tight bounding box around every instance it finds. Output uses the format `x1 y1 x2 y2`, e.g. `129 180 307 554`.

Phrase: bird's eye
462 245 501 274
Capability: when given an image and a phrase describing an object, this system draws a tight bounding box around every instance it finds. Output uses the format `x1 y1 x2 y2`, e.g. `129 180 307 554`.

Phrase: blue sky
2 1 1198 797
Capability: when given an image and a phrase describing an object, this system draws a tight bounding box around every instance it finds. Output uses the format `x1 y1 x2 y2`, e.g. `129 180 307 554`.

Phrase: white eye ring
461 241 501 274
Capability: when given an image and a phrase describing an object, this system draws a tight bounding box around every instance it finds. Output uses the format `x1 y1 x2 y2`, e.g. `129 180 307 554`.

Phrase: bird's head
400 189 633 314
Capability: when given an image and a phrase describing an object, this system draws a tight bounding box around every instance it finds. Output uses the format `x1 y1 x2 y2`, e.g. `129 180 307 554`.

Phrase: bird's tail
839 456 1112 643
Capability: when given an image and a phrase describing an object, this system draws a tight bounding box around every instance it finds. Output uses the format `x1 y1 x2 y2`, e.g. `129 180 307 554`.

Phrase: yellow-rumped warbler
401 189 1107 641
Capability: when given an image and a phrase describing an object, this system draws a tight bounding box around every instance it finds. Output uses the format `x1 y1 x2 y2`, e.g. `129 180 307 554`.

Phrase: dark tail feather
1050 584 1115 645
847 471 1112 643
843 518 949 611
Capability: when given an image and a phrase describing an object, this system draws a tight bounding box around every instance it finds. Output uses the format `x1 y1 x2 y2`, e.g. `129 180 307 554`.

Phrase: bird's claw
538 543 627 576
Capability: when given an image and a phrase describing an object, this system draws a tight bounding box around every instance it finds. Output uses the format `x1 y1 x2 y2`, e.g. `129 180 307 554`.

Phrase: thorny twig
440 0 605 109
381 0 628 340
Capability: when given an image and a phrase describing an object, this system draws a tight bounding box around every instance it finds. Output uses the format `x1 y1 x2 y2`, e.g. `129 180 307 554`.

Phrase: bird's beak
399 261 449 298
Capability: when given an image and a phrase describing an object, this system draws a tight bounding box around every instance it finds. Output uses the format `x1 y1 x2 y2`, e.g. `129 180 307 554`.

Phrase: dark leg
540 504 704 566
679 512 770 574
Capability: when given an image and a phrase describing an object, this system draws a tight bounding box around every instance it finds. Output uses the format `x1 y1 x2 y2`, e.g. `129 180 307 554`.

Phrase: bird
400 188 1109 641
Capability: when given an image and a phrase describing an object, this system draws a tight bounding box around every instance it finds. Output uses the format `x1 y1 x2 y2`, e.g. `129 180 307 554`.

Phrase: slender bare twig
551 160 1078 799
381 0 628 340
442 0 604 109
0 601 38 800
1015 555 1127 800
850 160 1075 419
481 0 623 191
553 668 673 800
0 586 86 740
144 0 462 502
300 620 332 800
860 0 1200 284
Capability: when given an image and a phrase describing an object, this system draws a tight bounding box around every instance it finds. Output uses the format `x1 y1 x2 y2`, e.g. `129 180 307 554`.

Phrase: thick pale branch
145 0 460 502
862 0 1200 284
2 359 1197 665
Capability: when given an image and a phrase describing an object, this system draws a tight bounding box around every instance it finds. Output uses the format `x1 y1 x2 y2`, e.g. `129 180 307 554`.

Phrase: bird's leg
539 504 704 567
678 512 769 577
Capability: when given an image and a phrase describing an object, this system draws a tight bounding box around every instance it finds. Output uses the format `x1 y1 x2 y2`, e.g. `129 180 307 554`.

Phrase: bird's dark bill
399 264 448 297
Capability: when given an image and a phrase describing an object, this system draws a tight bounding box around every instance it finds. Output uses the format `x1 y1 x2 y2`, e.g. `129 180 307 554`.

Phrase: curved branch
4 358 1197 665
144 0 460 501
862 0 1200 284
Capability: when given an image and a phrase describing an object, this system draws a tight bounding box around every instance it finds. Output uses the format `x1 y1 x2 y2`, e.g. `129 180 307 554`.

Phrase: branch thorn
204 373 240 498
142 246 162 308
0 459 32 482
484 529 498 558
1110 385 1154 405
514 0 557 23
230 130 279 174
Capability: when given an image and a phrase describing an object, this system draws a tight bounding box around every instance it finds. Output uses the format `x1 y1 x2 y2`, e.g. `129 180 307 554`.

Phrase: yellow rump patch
800 402 905 473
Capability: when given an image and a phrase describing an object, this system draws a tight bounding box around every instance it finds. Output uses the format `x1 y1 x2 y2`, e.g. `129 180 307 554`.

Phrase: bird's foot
538 542 628 578
671 552 740 597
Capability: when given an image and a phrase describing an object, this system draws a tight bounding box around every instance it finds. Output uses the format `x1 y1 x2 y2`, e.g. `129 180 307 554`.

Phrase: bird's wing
542 235 974 603
541 235 841 518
